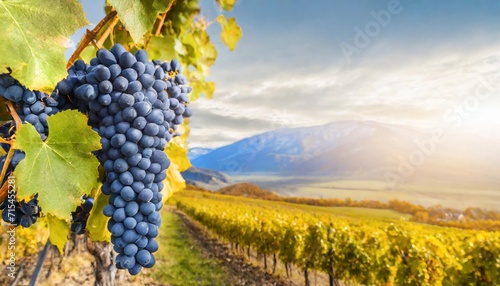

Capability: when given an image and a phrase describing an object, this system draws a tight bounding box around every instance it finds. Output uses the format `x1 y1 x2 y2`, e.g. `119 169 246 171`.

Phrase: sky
72 1 500 148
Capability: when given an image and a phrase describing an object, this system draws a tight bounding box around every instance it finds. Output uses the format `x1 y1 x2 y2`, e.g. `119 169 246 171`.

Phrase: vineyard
171 190 500 286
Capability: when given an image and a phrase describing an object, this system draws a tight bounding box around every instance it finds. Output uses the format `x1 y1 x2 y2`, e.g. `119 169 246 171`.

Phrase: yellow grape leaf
86 189 111 242
47 214 69 253
165 138 191 172
162 162 186 201
0 0 88 92
186 72 215 100
218 0 236 11
216 15 242 51
13 110 101 219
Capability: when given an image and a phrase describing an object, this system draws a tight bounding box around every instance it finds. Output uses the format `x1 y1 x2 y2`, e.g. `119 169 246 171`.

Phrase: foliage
217 183 500 231
0 0 242 255
13 111 101 218
217 15 242 51
172 190 500 285
0 0 88 92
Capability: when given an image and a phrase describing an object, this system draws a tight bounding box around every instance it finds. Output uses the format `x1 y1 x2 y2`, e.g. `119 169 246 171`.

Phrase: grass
151 208 229 286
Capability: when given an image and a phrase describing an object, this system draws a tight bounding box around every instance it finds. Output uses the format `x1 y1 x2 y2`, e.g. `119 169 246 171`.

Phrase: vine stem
0 179 8 203
96 15 120 48
7 101 22 130
29 240 51 286
66 10 118 70
0 101 23 202
155 0 177 36
0 147 15 190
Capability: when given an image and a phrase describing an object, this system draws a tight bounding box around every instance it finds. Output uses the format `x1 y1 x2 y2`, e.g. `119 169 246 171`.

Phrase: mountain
181 166 231 191
188 147 214 161
191 121 500 184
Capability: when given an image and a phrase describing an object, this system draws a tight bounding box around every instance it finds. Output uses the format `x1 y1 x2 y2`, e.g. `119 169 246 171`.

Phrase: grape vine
0 0 242 281
173 190 500 285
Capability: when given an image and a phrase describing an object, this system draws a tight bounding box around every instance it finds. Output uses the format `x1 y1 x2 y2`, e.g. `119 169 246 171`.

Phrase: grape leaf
86 190 111 242
47 214 69 253
0 0 88 92
109 0 167 43
190 78 215 100
165 138 191 172
147 35 176 61
13 110 101 219
218 0 237 11
162 162 186 201
216 15 242 51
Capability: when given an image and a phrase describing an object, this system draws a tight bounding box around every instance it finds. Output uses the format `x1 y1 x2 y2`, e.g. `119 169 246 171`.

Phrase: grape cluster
58 44 192 274
0 74 67 139
70 195 94 234
0 193 41 228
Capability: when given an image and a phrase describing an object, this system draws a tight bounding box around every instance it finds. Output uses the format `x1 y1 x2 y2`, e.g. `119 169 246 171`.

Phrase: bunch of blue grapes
0 193 41 228
58 44 192 274
0 74 68 140
70 195 94 235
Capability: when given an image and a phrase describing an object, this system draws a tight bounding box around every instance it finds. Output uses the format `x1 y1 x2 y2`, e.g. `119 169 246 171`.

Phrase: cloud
189 0 500 149
188 41 500 149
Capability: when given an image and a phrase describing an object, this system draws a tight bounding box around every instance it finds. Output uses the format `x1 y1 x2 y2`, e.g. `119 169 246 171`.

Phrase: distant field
185 189 411 221
232 175 500 211
294 205 412 221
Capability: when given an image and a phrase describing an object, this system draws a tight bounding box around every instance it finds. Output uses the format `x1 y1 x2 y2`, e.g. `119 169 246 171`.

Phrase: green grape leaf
0 0 88 92
109 0 167 43
86 190 111 242
79 45 98 64
216 15 242 51
147 35 176 61
218 0 237 11
13 110 101 219
47 214 69 253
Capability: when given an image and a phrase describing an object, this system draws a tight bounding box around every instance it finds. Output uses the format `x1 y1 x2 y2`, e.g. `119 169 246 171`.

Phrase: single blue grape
112 208 126 222
136 249 152 267
120 186 135 201
125 201 139 216
119 171 134 186
124 243 138 256
137 188 153 202
119 52 137 69
121 141 138 157
140 202 155 215
123 217 137 230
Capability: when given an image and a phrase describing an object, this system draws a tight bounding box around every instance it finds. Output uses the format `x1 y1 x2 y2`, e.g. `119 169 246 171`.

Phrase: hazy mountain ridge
181 166 231 191
188 147 214 161
191 120 500 184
